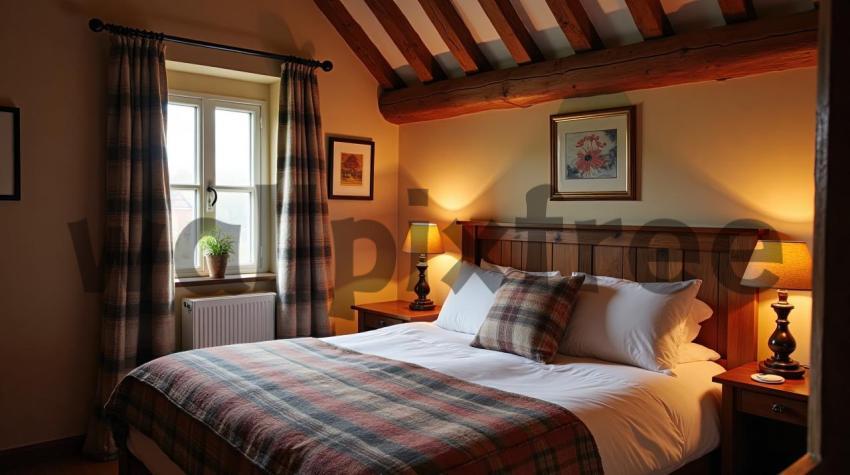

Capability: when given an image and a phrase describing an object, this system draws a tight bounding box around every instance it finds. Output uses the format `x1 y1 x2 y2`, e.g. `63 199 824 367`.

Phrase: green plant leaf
198 229 234 256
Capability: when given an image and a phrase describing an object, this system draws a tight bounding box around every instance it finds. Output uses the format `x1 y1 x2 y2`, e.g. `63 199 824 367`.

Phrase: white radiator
181 292 276 350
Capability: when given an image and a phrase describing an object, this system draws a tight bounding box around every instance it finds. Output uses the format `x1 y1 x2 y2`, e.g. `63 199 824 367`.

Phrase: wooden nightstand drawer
361 313 404 330
352 301 440 333
738 390 807 426
714 362 810 474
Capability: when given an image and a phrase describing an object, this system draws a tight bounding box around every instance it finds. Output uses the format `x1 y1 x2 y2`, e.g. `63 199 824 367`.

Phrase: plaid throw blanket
106 339 602 474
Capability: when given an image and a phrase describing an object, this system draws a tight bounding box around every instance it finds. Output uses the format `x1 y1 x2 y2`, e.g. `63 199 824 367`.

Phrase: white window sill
175 272 276 288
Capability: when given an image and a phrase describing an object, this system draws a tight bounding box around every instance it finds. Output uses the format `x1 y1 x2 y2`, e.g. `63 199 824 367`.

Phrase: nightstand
351 300 440 332
713 361 809 475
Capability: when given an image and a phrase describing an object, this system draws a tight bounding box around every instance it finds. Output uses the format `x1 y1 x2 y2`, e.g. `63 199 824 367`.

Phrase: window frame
168 90 270 277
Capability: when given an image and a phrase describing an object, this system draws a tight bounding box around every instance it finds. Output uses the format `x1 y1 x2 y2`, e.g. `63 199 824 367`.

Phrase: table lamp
402 222 444 310
740 240 812 379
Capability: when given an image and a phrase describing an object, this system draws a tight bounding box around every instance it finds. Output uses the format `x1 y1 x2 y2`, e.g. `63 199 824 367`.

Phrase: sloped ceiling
315 0 817 122
339 0 814 85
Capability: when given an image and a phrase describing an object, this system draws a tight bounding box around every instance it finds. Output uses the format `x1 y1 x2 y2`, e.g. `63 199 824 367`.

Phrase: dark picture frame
550 105 638 201
0 106 21 201
327 136 375 200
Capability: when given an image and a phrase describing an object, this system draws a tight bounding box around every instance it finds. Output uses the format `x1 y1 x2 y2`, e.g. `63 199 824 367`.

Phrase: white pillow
435 262 505 335
681 299 713 344
677 342 721 364
560 274 702 373
480 259 561 278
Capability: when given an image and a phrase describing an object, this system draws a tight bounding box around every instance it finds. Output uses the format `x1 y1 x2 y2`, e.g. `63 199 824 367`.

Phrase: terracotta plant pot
205 254 228 278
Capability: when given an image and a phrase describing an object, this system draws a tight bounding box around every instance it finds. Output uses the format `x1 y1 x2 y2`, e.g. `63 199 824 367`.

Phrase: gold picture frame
550 105 638 200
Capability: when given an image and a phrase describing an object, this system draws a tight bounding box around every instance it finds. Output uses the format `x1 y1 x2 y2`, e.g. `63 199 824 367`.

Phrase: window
167 92 268 276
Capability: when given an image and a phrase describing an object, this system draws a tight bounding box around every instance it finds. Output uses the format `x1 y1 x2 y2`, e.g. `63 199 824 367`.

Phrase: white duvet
326 322 724 475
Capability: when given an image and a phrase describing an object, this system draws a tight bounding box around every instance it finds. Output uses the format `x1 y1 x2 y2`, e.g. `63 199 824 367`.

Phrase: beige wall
397 67 816 364
0 0 398 450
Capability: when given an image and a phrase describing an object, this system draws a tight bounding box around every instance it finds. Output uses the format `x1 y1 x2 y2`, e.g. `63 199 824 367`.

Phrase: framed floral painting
549 106 637 200
327 136 374 200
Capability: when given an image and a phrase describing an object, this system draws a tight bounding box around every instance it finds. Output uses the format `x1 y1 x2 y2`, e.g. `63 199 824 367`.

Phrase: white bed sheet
129 322 724 475
325 323 724 475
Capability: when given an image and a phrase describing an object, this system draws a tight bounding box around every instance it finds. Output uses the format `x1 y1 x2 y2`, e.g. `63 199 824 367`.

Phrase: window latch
206 185 218 211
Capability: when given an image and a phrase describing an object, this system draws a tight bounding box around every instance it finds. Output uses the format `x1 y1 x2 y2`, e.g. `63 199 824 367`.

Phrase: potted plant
199 231 234 278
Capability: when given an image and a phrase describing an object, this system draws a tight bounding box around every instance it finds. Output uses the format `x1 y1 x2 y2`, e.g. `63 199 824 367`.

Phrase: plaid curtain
83 33 174 459
276 63 333 338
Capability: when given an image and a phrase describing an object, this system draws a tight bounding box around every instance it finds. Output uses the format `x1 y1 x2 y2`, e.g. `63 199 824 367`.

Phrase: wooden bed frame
460 220 765 369
120 221 764 474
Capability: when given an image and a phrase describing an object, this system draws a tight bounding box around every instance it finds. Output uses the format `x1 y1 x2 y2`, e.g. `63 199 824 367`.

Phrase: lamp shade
402 222 444 255
740 240 812 290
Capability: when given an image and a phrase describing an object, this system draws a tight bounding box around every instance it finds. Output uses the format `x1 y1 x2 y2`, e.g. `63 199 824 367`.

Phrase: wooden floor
1 454 117 475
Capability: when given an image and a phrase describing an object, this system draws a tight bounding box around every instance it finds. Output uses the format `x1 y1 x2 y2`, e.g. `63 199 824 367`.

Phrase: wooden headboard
459 221 766 368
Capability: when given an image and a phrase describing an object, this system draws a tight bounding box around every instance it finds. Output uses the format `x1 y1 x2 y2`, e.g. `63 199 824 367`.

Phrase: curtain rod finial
321 60 333 72
89 18 105 32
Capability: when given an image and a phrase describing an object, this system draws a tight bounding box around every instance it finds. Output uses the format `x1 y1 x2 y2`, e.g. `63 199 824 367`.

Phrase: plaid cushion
471 273 585 363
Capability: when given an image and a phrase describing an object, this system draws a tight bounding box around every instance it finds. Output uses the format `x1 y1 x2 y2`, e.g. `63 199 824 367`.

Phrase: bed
111 221 763 474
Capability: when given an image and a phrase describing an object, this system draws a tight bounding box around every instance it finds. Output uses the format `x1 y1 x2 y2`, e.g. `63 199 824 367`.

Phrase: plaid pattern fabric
106 339 602 474
276 63 333 338
84 33 174 460
471 274 585 363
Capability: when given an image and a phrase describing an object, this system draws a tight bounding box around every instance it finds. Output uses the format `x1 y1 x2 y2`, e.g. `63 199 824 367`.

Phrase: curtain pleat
83 33 174 460
276 63 334 338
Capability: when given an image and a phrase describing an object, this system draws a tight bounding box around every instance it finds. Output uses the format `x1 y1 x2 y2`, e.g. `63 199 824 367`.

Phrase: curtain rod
88 18 333 72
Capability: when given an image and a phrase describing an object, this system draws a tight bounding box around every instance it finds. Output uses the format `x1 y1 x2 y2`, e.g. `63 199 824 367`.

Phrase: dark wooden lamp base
759 358 806 379
410 254 435 311
760 290 806 379
409 299 435 311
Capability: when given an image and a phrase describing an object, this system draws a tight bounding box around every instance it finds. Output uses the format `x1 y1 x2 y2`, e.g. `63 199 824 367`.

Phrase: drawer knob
771 403 786 414
379 320 386 327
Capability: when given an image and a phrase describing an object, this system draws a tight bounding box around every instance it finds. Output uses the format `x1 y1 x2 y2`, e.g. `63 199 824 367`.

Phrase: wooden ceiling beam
718 0 756 24
379 11 817 124
418 0 491 74
478 0 544 64
624 0 674 39
364 0 446 83
314 0 404 89
545 0 603 52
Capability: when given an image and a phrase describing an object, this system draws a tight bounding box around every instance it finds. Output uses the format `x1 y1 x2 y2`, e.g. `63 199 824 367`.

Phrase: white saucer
751 373 785 384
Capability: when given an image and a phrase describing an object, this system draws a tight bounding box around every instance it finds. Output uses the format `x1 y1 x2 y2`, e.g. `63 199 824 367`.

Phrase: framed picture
550 105 637 200
327 136 374 200
0 106 21 201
